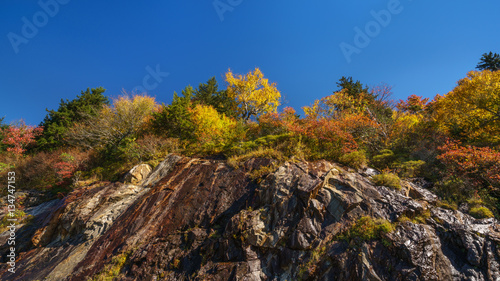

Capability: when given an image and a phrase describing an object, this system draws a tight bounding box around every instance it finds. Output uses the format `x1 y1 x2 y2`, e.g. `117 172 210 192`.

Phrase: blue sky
1 0 499 125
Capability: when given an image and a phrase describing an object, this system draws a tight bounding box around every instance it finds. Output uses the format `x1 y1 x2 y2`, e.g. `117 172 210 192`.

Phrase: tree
68 94 158 150
225 68 281 121
0 117 9 152
189 104 237 151
434 70 500 145
37 87 109 151
2 121 43 156
336 76 369 99
477 52 500 71
149 86 195 140
192 77 238 118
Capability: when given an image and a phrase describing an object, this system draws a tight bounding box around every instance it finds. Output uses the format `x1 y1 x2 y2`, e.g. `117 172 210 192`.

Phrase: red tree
2 122 43 156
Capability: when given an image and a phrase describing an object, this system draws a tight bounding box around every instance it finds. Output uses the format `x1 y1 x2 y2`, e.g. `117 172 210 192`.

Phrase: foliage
372 149 396 169
1 121 43 156
91 252 130 281
372 171 401 190
437 140 500 190
37 87 109 151
189 104 238 153
0 210 33 231
394 160 426 178
68 94 158 150
125 134 180 164
338 150 367 170
476 51 500 71
225 68 281 121
469 206 494 219
338 216 394 242
434 70 500 145
396 95 429 114
149 86 195 140
192 77 238 118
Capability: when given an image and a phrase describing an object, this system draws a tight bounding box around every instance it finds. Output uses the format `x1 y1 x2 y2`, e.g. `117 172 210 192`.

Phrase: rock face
1 155 499 280
123 163 153 185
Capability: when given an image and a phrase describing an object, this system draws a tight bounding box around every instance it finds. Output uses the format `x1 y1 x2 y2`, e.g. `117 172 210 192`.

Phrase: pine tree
36 87 109 151
476 52 500 71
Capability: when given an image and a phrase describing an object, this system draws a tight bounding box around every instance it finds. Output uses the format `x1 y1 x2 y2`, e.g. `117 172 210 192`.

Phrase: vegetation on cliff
1 56 500 219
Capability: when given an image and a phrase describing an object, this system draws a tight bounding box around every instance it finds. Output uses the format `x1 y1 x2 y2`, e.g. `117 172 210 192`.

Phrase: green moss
371 172 401 190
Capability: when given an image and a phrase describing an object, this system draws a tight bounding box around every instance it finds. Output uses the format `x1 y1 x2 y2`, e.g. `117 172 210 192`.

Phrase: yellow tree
225 68 281 121
434 70 500 145
189 104 237 151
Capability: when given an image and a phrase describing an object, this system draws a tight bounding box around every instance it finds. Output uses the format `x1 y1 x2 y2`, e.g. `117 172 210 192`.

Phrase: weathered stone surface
123 163 152 184
0 155 498 281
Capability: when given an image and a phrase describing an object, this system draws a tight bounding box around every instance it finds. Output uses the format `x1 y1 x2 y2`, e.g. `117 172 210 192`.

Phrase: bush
372 172 401 190
371 149 396 169
394 160 426 178
339 150 367 169
469 206 494 219
338 216 394 241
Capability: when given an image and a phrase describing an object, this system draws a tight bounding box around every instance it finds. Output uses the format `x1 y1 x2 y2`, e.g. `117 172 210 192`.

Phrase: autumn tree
193 77 238 118
2 121 43 156
37 87 109 151
438 140 500 195
477 52 500 71
68 94 158 149
189 104 238 151
225 68 281 121
434 70 500 145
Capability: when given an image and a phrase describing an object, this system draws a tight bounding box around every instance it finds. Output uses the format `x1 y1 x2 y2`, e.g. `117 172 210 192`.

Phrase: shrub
469 206 494 219
372 172 401 190
394 160 426 178
227 147 284 169
371 149 396 169
125 134 180 164
338 216 394 242
339 150 367 169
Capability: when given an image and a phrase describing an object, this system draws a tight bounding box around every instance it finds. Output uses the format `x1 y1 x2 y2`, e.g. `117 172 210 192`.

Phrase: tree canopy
225 68 281 121
36 87 109 151
477 52 500 71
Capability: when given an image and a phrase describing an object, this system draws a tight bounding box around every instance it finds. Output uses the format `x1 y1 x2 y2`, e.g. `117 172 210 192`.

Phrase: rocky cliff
1 154 499 280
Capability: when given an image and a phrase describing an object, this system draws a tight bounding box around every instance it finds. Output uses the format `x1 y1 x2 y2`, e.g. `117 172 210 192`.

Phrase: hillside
1 154 499 280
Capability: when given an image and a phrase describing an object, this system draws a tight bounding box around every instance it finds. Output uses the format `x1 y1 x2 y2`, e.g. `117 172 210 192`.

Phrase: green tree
150 86 195 140
0 117 9 152
192 77 238 118
477 52 500 71
36 87 109 151
336 76 370 99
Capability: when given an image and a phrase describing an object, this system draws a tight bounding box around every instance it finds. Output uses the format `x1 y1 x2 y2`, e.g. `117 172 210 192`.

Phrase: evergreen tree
150 86 195 140
36 87 109 151
476 52 500 71
193 77 238 118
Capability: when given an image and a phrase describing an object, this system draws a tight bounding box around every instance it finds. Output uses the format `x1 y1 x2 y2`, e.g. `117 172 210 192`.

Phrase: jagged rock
0 156 498 281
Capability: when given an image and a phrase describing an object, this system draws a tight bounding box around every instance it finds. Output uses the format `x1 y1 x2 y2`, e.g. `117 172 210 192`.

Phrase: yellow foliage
434 70 500 145
303 89 369 119
189 104 237 149
225 68 281 120
68 94 159 148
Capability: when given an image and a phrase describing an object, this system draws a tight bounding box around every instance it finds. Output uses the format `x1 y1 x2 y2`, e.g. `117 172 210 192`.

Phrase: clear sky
1 0 499 125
